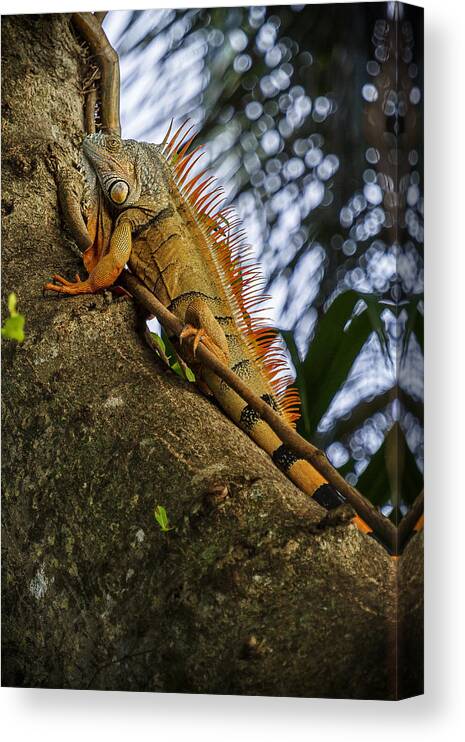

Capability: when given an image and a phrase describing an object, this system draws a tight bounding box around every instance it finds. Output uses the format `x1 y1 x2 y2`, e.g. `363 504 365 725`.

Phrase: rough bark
1 14 423 698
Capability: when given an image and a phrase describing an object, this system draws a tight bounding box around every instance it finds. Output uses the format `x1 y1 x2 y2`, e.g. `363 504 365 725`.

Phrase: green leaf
150 332 166 355
154 504 174 532
356 423 423 508
185 366 196 382
171 361 184 378
8 292 18 316
402 297 424 358
171 360 196 382
1 315 25 342
363 293 390 361
299 291 384 439
160 329 196 382
2 293 25 342
355 439 391 508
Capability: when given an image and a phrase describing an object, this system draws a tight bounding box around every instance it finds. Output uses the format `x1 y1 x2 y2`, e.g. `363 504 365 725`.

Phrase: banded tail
204 368 375 538
162 121 376 538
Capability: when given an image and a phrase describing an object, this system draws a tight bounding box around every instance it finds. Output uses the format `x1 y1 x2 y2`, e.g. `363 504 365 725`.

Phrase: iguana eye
107 137 120 150
109 179 129 204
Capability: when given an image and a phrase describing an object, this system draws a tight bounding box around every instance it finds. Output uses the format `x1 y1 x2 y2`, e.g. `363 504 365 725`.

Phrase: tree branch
398 490 424 551
71 12 120 136
121 272 400 553
94 11 108 25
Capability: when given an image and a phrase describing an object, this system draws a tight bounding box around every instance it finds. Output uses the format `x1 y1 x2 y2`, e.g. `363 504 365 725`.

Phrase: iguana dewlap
45 123 367 525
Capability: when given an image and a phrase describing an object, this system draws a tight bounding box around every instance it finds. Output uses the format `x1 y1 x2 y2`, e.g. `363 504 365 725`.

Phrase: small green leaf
159 329 196 381
150 332 166 354
171 360 196 382
154 504 174 532
185 366 196 382
8 292 18 316
2 293 25 342
171 361 184 378
150 331 170 366
1 315 25 342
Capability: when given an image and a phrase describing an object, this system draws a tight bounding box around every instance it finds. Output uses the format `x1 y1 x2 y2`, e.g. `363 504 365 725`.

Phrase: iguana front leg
44 221 132 295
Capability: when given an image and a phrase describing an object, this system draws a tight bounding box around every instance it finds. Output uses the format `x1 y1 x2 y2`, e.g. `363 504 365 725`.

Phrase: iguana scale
44 122 371 532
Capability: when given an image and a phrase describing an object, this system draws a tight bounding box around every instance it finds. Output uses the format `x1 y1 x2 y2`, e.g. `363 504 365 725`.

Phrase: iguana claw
179 325 207 356
51 273 82 286
179 323 230 366
43 273 92 295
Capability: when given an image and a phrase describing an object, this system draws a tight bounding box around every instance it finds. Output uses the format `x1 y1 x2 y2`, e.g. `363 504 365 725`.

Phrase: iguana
44 122 371 533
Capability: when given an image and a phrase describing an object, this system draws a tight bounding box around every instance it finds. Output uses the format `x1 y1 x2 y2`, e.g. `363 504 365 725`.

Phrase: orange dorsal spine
161 121 300 427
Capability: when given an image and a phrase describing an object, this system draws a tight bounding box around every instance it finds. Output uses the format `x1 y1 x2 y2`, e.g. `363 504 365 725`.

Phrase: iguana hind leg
180 298 230 364
44 221 132 296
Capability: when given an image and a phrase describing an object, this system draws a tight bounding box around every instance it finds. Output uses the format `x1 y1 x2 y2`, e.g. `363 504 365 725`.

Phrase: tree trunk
1 14 423 699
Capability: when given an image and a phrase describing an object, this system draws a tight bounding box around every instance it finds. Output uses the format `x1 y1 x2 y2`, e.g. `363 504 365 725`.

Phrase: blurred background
103 2 424 520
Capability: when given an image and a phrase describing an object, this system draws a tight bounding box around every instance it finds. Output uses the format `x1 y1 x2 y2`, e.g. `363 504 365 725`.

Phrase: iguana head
82 132 142 208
